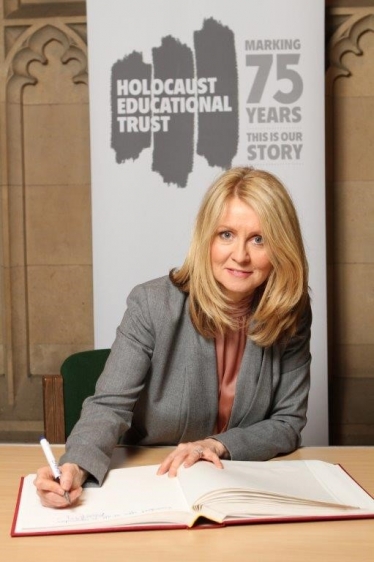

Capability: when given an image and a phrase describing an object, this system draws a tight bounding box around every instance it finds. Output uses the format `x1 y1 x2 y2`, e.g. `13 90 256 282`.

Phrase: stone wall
326 3 374 444
0 1 93 440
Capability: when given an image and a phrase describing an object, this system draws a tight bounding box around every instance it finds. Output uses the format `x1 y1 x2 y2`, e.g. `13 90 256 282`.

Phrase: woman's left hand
157 439 229 477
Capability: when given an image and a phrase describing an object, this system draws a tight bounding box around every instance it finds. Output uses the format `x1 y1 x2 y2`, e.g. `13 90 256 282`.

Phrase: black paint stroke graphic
152 36 194 188
111 51 152 163
110 19 238 186
194 18 238 168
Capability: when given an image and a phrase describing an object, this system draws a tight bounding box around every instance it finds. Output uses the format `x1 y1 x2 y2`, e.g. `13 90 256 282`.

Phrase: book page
304 460 374 508
15 466 193 533
176 460 374 512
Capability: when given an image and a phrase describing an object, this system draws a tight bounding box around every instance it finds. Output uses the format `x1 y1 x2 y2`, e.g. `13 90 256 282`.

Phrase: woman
34 166 311 507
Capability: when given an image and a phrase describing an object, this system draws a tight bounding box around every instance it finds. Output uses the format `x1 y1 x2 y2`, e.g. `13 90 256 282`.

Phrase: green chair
43 349 110 443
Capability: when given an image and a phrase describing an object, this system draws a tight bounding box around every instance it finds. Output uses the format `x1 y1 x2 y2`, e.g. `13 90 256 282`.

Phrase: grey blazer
61 275 311 484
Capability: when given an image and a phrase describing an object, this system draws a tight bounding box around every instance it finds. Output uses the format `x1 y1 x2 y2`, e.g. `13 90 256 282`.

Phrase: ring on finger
192 446 204 459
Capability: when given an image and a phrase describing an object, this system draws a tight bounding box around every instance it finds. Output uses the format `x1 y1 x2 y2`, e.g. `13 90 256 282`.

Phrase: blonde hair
170 167 309 347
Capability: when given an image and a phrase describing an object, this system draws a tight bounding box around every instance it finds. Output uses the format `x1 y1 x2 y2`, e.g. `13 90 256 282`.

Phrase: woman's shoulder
132 274 182 295
127 274 187 312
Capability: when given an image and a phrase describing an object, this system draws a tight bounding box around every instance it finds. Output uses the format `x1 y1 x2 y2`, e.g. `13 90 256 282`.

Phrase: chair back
61 349 111 438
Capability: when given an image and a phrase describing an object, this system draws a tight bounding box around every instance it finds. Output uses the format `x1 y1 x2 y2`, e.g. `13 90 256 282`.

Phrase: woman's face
210 197 273 302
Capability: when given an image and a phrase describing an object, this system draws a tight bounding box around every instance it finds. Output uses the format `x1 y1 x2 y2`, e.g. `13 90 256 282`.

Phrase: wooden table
1 445 373 562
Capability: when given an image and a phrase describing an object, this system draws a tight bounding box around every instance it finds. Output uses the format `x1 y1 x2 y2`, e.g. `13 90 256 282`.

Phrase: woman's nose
231 241 250 263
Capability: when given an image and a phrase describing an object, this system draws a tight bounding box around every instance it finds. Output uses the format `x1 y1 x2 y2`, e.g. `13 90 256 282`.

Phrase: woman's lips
226 268 252 278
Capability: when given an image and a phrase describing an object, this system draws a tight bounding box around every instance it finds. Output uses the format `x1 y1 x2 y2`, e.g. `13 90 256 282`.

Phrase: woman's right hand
33 463 87 508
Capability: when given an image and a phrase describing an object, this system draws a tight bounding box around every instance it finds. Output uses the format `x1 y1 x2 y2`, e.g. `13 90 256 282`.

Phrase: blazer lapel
228 339 267 428
181 316 219 439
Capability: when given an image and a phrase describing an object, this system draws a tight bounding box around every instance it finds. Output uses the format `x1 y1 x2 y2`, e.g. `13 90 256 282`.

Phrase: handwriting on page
55 506 174 526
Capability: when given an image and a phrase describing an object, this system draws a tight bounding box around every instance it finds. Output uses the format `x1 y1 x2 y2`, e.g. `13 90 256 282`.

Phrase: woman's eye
219 231 233 241
253 235 263 245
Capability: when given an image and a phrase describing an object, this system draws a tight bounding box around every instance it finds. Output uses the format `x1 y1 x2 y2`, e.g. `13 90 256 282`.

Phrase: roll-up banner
86 0 328 445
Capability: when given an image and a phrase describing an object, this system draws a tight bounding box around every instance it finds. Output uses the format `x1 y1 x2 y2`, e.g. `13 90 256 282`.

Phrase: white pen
40 437 71 504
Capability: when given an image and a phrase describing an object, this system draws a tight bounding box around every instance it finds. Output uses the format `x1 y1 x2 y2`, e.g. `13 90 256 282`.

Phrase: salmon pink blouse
215 301 251 433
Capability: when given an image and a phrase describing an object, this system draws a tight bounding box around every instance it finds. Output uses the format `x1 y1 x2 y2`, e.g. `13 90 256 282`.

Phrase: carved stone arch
326 11 374 94
1 22 89 406
6 23 88 101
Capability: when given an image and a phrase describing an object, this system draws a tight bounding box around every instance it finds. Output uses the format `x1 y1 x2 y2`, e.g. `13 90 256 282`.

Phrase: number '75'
246 54 303 105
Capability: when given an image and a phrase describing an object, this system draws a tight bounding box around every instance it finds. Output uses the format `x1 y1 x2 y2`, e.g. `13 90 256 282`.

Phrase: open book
12 460 374 536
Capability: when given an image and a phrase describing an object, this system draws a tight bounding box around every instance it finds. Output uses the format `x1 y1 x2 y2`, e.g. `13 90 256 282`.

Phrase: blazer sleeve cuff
59 445 111 486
